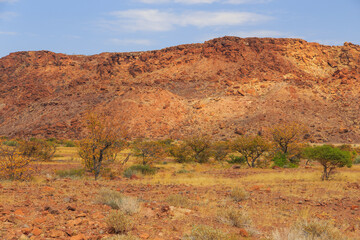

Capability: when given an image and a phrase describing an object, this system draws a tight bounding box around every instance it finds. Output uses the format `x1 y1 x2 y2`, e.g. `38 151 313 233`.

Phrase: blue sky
0 0 359 57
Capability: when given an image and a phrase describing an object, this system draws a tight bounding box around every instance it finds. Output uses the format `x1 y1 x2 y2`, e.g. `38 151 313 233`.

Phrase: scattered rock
31 228 42 236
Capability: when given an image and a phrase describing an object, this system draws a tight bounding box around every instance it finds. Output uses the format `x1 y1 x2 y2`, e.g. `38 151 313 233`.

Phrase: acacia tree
232 135 270 168
185 135 212 163
78 112 125 180
212 141 231 163
270 122 307 165
303 145 352 180
132 139 166 165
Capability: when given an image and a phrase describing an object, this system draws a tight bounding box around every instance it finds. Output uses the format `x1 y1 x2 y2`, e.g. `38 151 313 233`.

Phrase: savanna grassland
1 144 359 240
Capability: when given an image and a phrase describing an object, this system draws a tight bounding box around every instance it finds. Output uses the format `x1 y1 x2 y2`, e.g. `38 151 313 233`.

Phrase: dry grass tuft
102 234 140 240
166 194 191 208
97 189 139 215
272 219 346 240
106 210 133 234
183 225 230 240
230 187 249 202
217 207 252 228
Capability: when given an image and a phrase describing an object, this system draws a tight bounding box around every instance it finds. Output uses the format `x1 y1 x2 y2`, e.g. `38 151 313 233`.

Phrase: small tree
303 145 352 180
19 139 56 162
132 139 166 165
271 122 306 155
169 142 193 163
212 141 231 163
0 144 32 180
232 135 270 168
78 112 125 180
185 135 212 163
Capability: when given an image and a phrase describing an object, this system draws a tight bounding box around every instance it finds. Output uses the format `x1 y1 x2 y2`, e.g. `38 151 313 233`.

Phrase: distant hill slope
1 36 360 142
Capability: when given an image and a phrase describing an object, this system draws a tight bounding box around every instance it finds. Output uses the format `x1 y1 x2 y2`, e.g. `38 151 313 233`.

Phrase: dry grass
106 210 133 234
271 219 346 240
102 234 140 240
230 187 249 202
217 206 252 228
183 225 230 240
166 194 192 208
97 189 139 215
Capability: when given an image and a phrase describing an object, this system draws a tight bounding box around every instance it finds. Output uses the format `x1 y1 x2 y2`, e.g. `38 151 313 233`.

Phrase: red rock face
0 36 360 142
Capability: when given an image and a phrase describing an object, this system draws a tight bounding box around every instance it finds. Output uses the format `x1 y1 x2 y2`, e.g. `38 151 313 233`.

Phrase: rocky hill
0 36 360 142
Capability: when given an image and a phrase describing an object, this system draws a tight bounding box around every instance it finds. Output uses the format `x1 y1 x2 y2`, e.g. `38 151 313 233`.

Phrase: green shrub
2 140 19 147
272 152 298 168
123 168 138 179
217 207 252 228
64 140 76 147
230 187 249 202
184 225 229 240
97 189 139 215
272 219 345 240
123 164 157 178
169 143 193 163
353 156 360 165
166 194 191 208
55 168 84 178
227 155 246 164
106 210 133 234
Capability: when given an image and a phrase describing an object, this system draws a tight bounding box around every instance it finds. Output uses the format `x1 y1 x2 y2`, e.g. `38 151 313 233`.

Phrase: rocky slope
0 36 359 142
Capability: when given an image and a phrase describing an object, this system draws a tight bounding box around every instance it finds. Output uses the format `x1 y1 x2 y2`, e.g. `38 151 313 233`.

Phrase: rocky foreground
0 36 359 142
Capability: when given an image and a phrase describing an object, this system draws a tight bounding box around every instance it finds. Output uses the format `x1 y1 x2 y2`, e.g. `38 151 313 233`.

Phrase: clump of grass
272 219 345 240
123 164 157 178
102 234 140 240
176 169 192 174
353 156 360 165
217 207 252 228
183 225 229 240
166 194 191 208
230 187 249 202
55 168 84 178
97 189 139 215
106 210 133 234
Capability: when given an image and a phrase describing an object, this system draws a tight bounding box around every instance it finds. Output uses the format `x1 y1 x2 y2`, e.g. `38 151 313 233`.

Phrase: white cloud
137 0 271 4
104 9 271 32
107 9 174 31
0 11 18 21
109 38 153 46
0 0 18 2
180 12 270 27
0 31 17 35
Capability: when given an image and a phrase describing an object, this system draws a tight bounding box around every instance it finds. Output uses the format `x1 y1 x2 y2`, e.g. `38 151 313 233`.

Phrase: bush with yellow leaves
0 143 32 180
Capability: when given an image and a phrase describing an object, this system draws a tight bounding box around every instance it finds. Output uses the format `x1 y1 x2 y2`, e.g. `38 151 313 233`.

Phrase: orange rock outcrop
0 36 359 142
